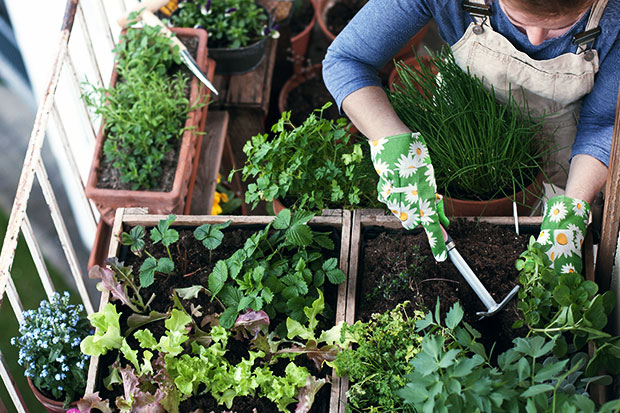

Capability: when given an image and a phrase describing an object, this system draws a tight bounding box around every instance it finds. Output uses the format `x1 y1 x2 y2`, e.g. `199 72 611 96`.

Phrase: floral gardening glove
536 195 590 275
370 132 449 261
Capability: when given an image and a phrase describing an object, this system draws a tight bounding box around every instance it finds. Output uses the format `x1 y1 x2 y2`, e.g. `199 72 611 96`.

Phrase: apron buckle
572 27 602 60
464 1 491 34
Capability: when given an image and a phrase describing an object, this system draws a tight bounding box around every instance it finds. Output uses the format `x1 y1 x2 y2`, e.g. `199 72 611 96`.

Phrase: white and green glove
370 132 449 261
536 195 590 274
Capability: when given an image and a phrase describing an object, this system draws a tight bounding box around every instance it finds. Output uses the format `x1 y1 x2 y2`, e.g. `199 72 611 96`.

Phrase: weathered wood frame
85 208 352 412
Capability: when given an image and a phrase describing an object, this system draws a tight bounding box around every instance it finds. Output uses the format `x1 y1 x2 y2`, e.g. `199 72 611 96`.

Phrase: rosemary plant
389 48 550 201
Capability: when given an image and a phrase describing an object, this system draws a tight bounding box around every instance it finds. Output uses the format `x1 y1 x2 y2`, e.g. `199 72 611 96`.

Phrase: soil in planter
289 0 315 36
96 36 200 193
286 73 341 127
325 0 367 36
96 224 341 411
357 219 532 355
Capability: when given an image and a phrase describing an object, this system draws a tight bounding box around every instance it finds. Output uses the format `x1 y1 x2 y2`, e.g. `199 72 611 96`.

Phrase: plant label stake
120 0 219 96
443 231 519 318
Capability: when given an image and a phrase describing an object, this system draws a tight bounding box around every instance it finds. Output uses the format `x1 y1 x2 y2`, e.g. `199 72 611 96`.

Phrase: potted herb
168 0 279 74
83 23 211 225
388 48 549 217
236 103 380 213
80 210 351 411
11 292 91 412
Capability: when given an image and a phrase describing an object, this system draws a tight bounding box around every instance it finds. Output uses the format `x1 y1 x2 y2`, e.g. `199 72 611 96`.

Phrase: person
323 0 620 275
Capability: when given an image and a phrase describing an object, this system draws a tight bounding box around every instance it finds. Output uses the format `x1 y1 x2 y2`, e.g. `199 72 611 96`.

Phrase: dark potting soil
96 35 200 193
357 218 532 355
96 224 340 412
285 73 341 127
325 0 368 36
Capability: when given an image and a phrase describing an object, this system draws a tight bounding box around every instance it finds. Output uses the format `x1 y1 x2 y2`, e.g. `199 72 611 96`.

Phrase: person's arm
565 154 607 205
341 86 410 141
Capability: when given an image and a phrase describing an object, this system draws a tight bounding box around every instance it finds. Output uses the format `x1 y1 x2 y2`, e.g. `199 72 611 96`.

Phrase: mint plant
235 103 380 212
82 23 203 190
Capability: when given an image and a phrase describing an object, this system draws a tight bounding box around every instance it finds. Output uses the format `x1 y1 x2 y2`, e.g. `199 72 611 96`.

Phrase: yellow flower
211 192 223 215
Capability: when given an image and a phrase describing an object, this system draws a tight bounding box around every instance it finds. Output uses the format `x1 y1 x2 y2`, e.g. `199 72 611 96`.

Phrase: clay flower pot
27 377 77 413
85 28 214 225
443 173 545 218
315 0 427 52
388 55 438 94
289 0 317 73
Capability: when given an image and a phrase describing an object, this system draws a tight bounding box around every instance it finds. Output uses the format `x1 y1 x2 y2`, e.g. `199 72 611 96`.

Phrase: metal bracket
464 1 491 34
572 27 602 61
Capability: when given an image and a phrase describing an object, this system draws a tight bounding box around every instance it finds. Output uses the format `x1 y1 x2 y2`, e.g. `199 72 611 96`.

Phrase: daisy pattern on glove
370 132 449 262
537 195 590 275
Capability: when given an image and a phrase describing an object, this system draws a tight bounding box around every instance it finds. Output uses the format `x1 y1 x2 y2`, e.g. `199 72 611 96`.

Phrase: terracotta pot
272 198 287 215
290 0 317 73
315 0 427 51
27 377 77 413
442 173 545 218
85 28 214 225
88 219 112 270
278 63 359 133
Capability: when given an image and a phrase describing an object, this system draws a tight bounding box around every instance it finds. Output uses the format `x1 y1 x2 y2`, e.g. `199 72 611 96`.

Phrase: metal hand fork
442 229 519 318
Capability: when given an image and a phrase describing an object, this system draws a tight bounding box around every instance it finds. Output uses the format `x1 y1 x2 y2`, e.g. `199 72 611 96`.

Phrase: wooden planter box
333 209 602 411
85 28 214 225
85 208 352 412
335 210 547 412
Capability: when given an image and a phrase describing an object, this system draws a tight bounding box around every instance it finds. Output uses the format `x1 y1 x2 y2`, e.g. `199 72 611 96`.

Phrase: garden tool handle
118 0 170 28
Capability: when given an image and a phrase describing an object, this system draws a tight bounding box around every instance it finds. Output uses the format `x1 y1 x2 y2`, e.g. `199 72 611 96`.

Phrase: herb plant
82 23 202 190
389 48 549 201
169 0 277 49
208 209 346 330
11 292 91 407
333 302 424 412
397 302 616 412
515 238 620 376
236 103 380 211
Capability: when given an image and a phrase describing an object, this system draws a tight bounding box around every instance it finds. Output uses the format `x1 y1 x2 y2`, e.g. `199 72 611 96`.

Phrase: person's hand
536 195 590 274
370 132 449 261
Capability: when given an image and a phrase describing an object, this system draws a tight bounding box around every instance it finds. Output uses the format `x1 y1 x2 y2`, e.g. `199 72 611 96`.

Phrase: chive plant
389 48 551 202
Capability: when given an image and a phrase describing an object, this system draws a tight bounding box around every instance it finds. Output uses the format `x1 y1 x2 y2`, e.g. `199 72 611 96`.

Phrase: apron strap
573 0 608 56
463 0 491 32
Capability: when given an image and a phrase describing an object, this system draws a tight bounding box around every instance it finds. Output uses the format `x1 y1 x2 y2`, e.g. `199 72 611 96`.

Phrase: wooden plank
330 209 350 413
121 213 344 227
596 84 620 293
190 111 229 215
211 38 278 112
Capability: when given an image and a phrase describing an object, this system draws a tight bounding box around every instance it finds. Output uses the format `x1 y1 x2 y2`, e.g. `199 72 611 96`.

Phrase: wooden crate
337 209 546 413
85 207 352 412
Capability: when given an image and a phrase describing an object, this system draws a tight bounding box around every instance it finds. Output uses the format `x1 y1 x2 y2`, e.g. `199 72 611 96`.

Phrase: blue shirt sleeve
322 0 620 167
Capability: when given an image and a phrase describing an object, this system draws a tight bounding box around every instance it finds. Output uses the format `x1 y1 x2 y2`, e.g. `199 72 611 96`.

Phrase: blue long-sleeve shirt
323 0 620 166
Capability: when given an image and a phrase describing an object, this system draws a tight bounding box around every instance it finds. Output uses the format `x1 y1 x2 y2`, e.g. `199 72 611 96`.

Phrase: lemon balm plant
11 292 91 408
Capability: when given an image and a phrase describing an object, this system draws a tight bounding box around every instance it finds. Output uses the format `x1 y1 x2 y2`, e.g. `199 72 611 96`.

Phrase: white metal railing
0 0 619 411
0 0 128 410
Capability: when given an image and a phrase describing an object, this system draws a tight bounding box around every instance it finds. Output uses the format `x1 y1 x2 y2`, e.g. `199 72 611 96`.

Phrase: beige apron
451 0 608 188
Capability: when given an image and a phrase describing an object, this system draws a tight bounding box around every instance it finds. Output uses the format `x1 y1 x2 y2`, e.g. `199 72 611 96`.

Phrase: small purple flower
225 7 237 17
201 0 211 15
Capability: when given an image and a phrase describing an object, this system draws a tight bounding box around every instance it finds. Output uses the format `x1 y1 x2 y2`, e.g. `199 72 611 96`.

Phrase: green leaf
175 285 207 300
552 284 571 306
286 223 313 247
121 225 145 253
533 359 568 382
272 209 291 229
445 303 464 329
323 258 345 284
209 260 228 297
219 307 239 329
194 221 231 250
520 384 554 398
157 257 174 274
139 257 157 287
